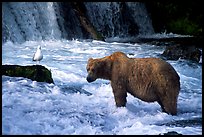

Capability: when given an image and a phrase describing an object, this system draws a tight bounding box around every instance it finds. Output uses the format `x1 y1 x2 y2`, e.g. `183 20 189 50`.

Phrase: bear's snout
86 75 96 83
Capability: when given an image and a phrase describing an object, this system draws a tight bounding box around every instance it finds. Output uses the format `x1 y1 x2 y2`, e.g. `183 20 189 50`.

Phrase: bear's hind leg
158 98 177 115
113 92 127 107
157 100 166 113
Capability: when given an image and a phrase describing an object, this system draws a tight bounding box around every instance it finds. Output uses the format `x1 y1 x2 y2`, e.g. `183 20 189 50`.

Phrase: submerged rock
160 131 182 135
157 117 202 128
2 65 54 84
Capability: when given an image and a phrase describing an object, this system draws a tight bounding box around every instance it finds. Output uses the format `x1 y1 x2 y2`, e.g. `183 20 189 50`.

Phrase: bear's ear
88 58 93 62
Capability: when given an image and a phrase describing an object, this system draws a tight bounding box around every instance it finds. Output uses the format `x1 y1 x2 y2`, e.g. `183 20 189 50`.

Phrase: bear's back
126 57 180 102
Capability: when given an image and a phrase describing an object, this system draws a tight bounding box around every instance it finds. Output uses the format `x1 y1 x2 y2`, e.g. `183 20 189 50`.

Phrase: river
2 38 202 135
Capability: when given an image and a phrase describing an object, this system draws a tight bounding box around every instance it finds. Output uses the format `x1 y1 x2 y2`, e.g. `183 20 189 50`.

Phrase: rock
160 131 182 135
161 44 201 63
2 65 54 84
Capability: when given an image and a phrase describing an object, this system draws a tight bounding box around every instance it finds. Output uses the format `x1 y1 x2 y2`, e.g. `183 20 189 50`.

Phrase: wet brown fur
86 52 180 115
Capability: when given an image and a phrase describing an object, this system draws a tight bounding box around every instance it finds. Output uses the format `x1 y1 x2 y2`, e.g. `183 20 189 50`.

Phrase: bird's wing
33 53 36 61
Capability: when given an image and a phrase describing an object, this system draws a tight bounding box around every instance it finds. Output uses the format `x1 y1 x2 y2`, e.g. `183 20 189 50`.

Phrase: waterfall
2 2 154 44
125 2 154 35
2 2 62 43
84 2 154 38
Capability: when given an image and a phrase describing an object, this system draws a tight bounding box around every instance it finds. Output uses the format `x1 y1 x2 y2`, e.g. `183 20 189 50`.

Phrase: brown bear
86 52 180 115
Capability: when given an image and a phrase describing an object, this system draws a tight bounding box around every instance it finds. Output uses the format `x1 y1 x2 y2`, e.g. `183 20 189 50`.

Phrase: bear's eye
92 68 96 72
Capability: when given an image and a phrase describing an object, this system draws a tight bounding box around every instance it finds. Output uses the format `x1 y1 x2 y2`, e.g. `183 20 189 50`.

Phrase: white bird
33 45 43 64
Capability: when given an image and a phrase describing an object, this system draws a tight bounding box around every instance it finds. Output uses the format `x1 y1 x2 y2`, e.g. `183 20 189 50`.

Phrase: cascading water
125 2 154 35
2 2 154 43
2 2 62 43
85 2 154 38
85 2 124 37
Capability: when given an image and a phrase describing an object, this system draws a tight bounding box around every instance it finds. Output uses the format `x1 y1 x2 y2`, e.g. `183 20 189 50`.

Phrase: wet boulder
160 131 182 135
161 44 201 63
2 65 54 84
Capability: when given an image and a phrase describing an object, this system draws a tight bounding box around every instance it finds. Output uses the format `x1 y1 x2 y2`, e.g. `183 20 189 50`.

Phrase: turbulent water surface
2 39 202 135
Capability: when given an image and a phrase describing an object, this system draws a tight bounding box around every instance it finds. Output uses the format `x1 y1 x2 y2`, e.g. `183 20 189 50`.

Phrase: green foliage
145 1 203 36
168 18 201 35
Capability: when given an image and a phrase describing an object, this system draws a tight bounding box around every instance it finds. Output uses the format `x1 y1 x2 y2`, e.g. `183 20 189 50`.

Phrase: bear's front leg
111 82 127 107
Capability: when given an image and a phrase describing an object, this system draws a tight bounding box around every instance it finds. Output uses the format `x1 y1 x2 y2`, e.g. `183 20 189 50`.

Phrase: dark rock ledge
2 65 54 84
161 44 201 63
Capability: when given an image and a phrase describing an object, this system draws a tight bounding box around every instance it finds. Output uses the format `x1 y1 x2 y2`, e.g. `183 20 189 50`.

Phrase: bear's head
86 57 112 83
86 58 101 82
